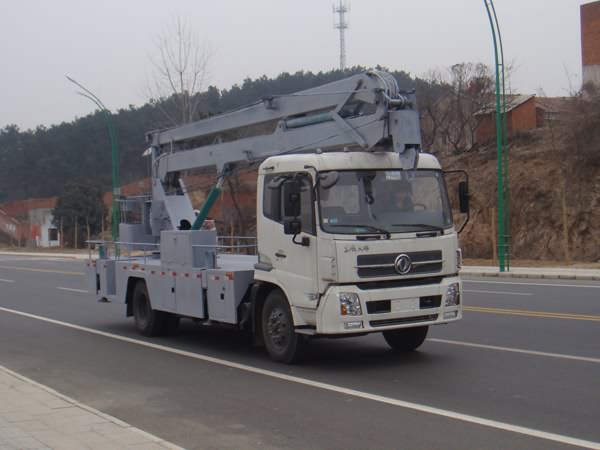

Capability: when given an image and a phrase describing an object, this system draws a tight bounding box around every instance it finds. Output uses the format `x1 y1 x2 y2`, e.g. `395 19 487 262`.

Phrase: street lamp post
66 77 120 243
484 0 510 272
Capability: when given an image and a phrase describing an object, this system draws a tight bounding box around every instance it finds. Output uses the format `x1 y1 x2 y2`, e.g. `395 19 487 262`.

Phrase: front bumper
315 276 462 334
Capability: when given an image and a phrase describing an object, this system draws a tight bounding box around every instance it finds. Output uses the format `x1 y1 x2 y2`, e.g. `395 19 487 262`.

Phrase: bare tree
421 62 499 154
147 17 211 125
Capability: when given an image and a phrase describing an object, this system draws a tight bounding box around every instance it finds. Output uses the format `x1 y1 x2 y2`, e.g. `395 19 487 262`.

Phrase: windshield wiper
329 224 391 239
391 223 445 236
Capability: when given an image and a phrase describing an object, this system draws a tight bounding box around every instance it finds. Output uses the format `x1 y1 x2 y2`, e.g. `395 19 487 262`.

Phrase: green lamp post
484 0 510 272
66 76 120 242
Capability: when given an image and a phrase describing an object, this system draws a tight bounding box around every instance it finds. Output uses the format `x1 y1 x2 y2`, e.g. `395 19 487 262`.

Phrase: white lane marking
0 279 16 283
464 289 532 296
464 280 600 289
56 287 89 293
0 306 598 450
429 338 600 364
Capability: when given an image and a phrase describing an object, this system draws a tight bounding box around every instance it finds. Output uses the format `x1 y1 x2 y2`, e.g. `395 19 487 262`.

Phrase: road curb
461 269 600 281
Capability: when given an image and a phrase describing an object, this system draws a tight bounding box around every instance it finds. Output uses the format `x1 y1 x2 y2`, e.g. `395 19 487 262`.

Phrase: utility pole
333 1 349 70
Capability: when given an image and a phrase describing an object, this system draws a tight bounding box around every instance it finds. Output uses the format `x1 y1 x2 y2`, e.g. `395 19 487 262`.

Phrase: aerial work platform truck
87 70 469 363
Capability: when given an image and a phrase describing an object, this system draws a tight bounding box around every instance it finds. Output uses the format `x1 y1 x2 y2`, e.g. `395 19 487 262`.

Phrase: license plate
391 298 419 312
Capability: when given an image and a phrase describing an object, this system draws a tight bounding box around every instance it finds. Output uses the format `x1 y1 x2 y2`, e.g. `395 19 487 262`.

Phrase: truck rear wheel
132 281 166 336
382 326 428 352
262 290 305 364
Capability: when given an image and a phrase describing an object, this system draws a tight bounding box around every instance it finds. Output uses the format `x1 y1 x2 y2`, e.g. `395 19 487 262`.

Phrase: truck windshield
318 170 452 235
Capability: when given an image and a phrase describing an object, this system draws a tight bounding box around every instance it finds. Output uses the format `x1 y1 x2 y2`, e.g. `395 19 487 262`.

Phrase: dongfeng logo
394 254 412 274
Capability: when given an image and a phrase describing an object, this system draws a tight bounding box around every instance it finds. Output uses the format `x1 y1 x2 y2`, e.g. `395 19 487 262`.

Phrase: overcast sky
0 0 590 130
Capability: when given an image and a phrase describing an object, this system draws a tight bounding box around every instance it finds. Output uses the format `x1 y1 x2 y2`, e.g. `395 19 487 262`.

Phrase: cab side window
263 173 315 235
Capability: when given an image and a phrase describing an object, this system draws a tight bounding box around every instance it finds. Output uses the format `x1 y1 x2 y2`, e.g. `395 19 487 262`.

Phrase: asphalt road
0 254 599 449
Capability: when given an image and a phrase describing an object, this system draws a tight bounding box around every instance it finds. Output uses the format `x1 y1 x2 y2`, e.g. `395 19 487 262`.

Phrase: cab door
257 172 319 310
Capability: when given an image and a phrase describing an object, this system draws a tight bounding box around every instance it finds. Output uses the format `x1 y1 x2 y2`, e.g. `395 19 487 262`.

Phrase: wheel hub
267 309 288 349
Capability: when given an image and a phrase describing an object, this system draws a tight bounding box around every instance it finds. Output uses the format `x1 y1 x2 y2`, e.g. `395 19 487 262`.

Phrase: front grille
369 314 438 328
356 251 442 278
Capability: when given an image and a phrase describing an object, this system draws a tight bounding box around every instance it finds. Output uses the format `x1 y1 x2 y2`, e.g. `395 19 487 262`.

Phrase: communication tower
333 1 349 70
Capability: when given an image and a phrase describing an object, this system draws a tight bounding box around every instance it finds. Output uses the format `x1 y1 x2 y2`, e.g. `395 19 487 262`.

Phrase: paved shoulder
0 365 183 450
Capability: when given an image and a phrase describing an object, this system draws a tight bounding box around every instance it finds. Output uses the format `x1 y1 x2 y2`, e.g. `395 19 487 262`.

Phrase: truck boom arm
144 70 423 234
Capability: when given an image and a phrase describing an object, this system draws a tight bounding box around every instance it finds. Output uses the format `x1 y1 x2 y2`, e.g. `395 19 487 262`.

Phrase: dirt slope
441 128 600 263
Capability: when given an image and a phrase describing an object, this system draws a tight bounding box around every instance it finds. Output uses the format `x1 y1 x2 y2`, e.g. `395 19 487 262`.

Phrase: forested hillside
4 65 597 262
0 67 430 202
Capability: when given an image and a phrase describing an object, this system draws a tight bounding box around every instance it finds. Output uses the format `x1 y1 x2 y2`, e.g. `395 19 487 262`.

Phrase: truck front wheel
132 281 166 336
262 290 306 364
382 326 429 352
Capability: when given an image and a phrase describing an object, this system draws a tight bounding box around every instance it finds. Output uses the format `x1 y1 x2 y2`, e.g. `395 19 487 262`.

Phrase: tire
262 290 306 364
382 326 429 352
132 281 165 336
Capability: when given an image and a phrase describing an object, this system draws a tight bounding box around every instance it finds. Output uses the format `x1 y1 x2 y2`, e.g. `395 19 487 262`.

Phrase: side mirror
458 181 470 214
282 179 301 218
283 218 302 235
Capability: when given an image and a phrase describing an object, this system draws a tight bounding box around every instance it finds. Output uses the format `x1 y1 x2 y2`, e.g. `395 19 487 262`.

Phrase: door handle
275 251 287 258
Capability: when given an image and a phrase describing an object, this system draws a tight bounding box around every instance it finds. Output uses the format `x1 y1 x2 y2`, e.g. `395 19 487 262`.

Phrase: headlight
445 283 461 307
339 292 362 316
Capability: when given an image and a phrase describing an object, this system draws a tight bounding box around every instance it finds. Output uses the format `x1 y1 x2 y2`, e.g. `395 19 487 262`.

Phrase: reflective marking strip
0 306 599 450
